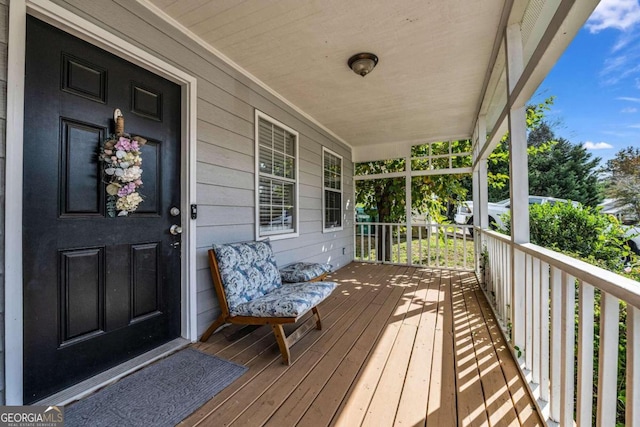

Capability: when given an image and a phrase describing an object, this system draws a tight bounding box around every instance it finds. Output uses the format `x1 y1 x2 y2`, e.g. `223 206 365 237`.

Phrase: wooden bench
200 241 337 365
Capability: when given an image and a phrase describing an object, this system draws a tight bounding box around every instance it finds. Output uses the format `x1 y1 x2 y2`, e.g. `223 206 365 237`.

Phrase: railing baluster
427 224 432 267
462 225 467 270
435 224 440 268
550 266 562 422
365 224 369 262
525 254 533 370
453 225 458 268
497 240 503 319
396 225 400 264
540 261 550 402
418 226 423 266
382 225 386 264
373 224 377 262
560 272 575 427
596 291 620 427
443 225 448 267
356 224 364 261
576 281 594 426
532 257 541 384
505 241 511 324
628 305 640 426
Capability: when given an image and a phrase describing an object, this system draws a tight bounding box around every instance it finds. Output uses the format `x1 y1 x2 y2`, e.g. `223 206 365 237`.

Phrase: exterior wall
0 0 7 405
48 1 355 337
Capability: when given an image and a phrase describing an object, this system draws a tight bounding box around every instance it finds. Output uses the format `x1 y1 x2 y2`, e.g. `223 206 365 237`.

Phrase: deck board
394 268 439 427
181 263 543 427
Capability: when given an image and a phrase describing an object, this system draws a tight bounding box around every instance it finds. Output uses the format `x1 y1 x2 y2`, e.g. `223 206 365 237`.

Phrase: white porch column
506 23 530 357
405 154 412 264
473 117 488 276
476 117 489 231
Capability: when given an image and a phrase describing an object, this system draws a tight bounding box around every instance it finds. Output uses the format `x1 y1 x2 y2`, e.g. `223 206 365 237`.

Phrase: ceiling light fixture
348 52 379 77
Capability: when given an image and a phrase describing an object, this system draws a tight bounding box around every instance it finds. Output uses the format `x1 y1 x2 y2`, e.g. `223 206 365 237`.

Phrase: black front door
23 16 182 403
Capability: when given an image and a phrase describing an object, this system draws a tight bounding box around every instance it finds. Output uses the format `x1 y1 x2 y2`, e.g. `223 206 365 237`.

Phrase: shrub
500 202 637 276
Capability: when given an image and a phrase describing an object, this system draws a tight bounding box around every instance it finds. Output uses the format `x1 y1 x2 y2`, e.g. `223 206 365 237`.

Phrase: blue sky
532 0 640 165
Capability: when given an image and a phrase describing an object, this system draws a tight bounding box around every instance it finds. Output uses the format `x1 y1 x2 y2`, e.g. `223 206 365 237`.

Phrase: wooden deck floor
182 263 543 427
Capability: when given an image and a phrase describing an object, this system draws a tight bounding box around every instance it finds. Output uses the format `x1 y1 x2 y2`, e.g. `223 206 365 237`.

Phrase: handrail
355 222 475 270
477 227 640 309
478 227 640 425
519 242 640 309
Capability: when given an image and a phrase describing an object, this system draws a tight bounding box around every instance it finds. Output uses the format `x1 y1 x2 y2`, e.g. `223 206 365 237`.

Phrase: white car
623 226 640 255
455 196 577 231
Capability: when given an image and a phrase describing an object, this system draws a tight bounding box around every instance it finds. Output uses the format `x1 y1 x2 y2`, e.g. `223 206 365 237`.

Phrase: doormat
64 348 247 427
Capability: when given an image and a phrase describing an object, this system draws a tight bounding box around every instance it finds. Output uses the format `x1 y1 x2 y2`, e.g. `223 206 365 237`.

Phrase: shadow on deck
183 263 543 427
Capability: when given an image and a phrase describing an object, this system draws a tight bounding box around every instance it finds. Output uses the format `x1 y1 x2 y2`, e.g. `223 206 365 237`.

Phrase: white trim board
5 0 198 405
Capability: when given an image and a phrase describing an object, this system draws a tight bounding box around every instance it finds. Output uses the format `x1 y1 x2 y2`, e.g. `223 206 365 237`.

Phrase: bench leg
312 306 322 330
200 315 227 342
272 324 291 365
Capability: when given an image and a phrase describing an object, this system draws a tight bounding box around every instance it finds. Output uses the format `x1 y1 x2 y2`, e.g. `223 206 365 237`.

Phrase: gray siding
51 0 355 337
0 0 7 405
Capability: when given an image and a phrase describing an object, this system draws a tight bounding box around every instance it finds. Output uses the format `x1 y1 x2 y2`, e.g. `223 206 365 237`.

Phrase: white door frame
5 0 198 405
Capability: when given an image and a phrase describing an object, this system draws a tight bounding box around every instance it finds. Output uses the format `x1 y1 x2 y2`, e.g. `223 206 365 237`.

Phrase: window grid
256 113 298 238
323 148 343 231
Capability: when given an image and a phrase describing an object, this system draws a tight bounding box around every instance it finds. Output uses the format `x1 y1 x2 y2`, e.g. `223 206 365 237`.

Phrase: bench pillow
280 262 332 283
212 241 282 312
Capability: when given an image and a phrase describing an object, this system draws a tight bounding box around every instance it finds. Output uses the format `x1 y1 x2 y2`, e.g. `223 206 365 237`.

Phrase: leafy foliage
488 102 602 206
500 202 635 273
602 146 640 221
355 141 473 225
529 136 601 207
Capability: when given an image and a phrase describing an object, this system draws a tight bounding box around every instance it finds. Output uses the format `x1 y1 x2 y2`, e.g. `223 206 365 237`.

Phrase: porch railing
479 228 640 426
354 222 474 270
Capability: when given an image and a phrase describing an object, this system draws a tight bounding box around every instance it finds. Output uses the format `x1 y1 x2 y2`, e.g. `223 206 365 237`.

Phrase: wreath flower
100 135 147 217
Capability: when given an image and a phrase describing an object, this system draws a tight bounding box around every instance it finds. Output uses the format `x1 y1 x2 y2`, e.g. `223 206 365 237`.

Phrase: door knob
170 225 182 235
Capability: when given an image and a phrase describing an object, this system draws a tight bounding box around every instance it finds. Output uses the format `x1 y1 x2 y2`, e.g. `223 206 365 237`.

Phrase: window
255 111 299 239
323 147 343 231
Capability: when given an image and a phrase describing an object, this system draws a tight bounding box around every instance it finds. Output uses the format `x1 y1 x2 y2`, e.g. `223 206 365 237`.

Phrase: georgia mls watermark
0 406 64 427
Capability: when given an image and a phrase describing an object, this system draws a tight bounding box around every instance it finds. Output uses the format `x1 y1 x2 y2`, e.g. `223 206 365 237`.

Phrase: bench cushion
213 241 282 312
280 262 332 283
231 281 337 317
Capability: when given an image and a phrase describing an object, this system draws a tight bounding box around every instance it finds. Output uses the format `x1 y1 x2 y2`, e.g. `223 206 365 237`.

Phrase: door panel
23 16 182 403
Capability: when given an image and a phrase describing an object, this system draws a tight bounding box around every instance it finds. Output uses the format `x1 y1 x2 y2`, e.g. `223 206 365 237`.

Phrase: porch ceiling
148 0 505 148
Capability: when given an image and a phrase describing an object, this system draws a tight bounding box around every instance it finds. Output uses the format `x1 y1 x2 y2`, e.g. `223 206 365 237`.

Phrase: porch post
506 23 529 357
476 117 489 231
405 153 412 265
473 117 488 276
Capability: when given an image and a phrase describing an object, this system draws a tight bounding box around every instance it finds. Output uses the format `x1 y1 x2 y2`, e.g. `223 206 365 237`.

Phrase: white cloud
583 141 614 150
586 0 640 33
629 123 640 128
621 107 639 112
618 96 640 102
601 57 640 84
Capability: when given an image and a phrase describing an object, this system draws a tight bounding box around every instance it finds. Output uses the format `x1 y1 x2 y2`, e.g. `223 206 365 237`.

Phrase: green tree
487 99 555 201
355 99 555 233
602 146 640 221
529 136 601 206
489 120 602 206
355 142 471 260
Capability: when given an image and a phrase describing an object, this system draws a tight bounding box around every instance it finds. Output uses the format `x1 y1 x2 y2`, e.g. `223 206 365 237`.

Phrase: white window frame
322 147 344 232
255 110 299 240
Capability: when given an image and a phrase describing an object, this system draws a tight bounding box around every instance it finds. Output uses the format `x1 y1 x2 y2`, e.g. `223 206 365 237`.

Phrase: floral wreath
99 112 147 217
